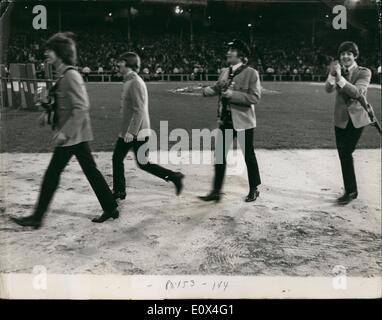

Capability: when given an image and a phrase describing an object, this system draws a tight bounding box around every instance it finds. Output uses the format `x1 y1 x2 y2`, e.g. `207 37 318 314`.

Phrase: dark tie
343 68 350 80
229 66 233 79
220 67 234 121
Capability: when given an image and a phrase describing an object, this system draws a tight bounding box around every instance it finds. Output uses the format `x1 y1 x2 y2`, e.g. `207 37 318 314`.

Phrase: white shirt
225 63 244 111
231 62 243 72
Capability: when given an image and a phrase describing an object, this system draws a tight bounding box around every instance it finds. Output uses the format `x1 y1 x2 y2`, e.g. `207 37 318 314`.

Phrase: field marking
307 82 381 90
83 81 381 89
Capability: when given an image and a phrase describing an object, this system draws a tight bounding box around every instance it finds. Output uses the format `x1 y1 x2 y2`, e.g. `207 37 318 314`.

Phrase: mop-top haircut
338 41 359 58
118 52 141 72
45 32 78 66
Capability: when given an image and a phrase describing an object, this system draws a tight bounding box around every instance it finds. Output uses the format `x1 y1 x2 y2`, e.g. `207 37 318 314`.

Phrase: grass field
1 81 381 152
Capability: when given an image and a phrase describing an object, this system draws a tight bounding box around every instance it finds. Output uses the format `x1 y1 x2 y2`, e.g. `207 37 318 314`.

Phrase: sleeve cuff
336 76 347 88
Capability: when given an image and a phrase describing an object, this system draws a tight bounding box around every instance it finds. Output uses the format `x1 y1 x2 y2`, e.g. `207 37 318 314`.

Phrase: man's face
339 51 356 68
226 48 241 66
118 60 128 75
44 49 58 65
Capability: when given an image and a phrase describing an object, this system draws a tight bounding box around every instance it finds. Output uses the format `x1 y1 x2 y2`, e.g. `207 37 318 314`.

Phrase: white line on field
83 81 381 89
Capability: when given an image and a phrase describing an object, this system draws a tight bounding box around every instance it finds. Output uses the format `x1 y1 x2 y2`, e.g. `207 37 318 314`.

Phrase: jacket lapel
349 66 359 84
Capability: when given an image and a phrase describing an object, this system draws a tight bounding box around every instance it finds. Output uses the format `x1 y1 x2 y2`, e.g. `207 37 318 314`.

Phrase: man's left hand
124 132 135 143
53 131 68 145
221 89 233 99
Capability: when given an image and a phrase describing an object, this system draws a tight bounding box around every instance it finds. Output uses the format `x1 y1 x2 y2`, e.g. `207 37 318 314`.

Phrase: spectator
82 65 91 81
6 28 377 81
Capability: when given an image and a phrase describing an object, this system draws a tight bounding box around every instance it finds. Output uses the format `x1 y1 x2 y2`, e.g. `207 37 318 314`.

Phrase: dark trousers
213 120 261 192
33 142 117 221
112 137 175 193
335 120 364 194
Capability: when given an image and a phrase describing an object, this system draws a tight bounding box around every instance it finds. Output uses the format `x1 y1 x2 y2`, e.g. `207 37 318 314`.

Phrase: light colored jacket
325 65 372 129
55 65 93 147
204 66 261 130
119 71 151 138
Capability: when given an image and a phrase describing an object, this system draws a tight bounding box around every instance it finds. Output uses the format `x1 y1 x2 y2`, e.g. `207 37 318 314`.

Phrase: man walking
100 52 184 205
199 40 262 203
11 32 118 228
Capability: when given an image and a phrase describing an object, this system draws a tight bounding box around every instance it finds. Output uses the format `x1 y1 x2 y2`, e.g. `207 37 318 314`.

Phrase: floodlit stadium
0 0 381 299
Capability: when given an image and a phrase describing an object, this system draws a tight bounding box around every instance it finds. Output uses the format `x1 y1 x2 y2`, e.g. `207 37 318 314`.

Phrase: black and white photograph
0 0 381 300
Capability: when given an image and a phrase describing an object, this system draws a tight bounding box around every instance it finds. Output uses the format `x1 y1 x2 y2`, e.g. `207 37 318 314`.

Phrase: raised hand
329 60 340 76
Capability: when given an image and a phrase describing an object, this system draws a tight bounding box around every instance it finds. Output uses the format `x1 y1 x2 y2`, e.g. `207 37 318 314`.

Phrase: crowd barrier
80 72 330 83
0 63 53 109
69 72 382 83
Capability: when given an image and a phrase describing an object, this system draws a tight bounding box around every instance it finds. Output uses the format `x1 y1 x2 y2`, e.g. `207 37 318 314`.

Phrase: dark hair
45 32 77 65
118 52 141 72
228 39 250 60
338 41 359 58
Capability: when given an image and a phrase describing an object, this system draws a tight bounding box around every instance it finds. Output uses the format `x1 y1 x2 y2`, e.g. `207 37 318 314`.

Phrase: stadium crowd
6 29 380 80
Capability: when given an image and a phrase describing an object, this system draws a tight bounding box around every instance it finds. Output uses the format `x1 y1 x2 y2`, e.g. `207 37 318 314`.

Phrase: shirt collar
231 62 243 72
346 62 357 72
123 70 136 82
55 63 66 77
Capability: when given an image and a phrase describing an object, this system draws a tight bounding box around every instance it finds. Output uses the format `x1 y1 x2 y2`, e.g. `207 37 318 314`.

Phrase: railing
79 73 220 82
30 69 380 83
78 72 333 83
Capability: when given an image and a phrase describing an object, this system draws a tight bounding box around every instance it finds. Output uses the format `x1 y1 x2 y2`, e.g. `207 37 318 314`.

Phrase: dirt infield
0 150 380 276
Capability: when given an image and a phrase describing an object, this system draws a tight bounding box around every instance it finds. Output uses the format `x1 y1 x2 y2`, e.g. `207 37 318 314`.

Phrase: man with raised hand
325 41 372 205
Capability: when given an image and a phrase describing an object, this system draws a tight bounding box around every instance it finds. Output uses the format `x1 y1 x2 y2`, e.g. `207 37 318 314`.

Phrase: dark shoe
245 189 260 202
113 191 126 200
11 216 42 229
92 208 119 223
170 172 185 196
198 190 222 203
337 191 358 205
